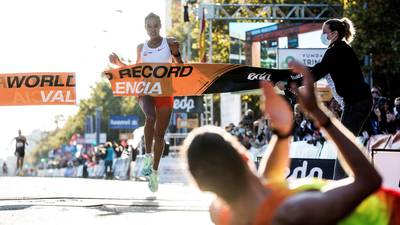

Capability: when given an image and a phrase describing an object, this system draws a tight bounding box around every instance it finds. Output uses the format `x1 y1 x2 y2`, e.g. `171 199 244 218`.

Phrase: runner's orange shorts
154 96 174 109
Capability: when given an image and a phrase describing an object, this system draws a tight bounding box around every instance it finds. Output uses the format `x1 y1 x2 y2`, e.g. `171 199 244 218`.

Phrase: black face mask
396 105 400 112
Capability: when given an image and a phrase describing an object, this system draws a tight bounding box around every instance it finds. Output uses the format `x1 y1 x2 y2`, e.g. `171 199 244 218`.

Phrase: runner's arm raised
109 52 126 67
167 37 184 64
273 62 382 225
136 43 143 63
258 82 292 181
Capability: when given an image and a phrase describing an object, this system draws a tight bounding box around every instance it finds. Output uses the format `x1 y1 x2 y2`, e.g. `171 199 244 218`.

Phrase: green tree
28 80 144 164
346 0 400 98
169 0 343 64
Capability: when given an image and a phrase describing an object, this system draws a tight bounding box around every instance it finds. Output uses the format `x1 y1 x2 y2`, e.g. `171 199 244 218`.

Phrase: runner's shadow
0 205 32 211
94 197 160 216
94 196 206 217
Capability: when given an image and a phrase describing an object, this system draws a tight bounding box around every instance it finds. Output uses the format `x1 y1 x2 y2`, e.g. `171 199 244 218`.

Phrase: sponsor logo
247 72 272 81
290 74 303 80
0 74 75 88
106 65 193 80
174 97 195 112
41 90 75 103
115 81 162 95
287 160 324 179
0 73 76 105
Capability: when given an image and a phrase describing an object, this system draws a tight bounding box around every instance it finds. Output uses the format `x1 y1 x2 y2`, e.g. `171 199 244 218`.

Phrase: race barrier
0 72 76 106
28 133 400 187
36 155 189 184
105 63 294 96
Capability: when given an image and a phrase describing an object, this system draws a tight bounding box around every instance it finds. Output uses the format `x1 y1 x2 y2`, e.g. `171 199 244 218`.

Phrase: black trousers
104 160 113 177
333 98 373 180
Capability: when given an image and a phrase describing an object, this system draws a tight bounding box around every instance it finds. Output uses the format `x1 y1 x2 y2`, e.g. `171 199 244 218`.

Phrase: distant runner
14 129 28 176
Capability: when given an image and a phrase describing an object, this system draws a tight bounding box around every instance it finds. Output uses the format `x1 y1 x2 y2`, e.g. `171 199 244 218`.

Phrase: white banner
277 48 326 69
84 133 107 144
220 93 241 127
373 150 400 190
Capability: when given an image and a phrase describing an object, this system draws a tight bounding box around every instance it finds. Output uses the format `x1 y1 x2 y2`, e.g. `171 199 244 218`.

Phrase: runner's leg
139 96 156 154
153 106 173 170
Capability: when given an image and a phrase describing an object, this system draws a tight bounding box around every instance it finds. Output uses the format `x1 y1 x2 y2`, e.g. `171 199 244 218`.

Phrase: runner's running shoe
148 169 159 192
141 155 153 177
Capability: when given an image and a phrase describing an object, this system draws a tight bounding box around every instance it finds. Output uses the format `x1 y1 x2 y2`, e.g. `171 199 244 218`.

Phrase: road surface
0 177 214 225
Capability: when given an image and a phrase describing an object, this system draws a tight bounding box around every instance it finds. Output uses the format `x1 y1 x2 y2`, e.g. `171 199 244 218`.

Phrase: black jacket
311 40 371 103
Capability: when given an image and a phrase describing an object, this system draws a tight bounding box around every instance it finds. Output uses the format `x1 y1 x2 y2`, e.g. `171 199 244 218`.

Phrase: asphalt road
0 177 214 225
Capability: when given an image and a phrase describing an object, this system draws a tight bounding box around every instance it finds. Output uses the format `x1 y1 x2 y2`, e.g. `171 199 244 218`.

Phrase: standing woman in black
290 18 372 179
291 18 372 136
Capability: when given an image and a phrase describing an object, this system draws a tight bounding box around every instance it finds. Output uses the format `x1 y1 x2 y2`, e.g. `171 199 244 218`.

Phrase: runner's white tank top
141 37 172 63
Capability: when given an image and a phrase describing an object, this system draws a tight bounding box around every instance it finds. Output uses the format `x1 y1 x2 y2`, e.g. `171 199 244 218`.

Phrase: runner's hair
182 126 248 203
145 12 161 25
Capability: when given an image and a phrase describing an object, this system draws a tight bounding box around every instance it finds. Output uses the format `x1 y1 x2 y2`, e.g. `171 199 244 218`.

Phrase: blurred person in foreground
181 62 400 225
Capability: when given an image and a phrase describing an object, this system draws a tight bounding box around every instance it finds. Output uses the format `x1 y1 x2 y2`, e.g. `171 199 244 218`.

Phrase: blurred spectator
241 109 255 131
113 142 123 158
327 98 343 119
224 123 235 133
104 142 115 179
380 100 396 134
361 87 399 135
2 162 8 176
394 97 400 131
274 81 286 96
253 116 272 147
371 87 388 109
274 81 296 106
369 87 386 135
293 104 306 141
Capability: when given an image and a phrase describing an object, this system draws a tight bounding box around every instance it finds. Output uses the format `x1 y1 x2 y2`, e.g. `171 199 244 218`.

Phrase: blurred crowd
368 87 400 135
225 84 400 150
36 141 138 179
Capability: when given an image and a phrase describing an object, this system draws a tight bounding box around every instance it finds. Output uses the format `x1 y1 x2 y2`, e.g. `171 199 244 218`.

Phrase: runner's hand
109 52 125 67
169 40 180 56
261 81 293 136
288 60 304 74
290 61 320 114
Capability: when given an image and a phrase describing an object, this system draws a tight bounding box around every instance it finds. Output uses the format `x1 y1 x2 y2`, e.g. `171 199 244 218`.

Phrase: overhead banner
277 48 326 69
0 72 76 106
104 63 293 97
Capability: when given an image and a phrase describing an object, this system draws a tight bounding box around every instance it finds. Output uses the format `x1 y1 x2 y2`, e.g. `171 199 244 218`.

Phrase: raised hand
108 52 126 67
289 60 320 114
261 81 293 136
288 60 304 74
168 39 180 56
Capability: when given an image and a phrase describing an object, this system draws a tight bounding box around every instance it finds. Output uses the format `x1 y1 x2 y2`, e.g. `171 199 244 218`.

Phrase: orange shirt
218 181 295 225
